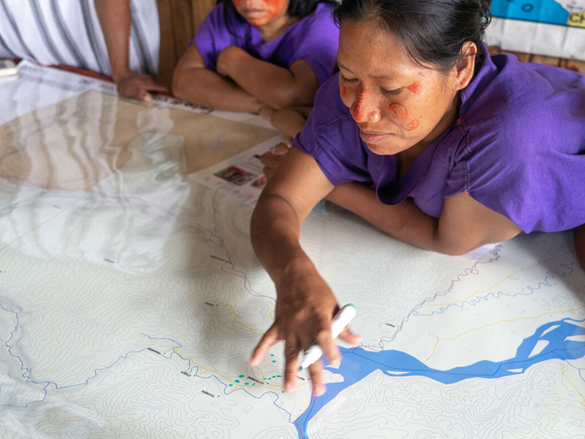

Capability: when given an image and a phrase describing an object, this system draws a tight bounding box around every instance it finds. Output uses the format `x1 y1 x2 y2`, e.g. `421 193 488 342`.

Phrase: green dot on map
244 382 249 385
277 375 282 377
235 380 240 383
229 384 233 387
252 383 255 386
239 375 244 378
272 360 276 363
271 354 274 356
263 378 267 380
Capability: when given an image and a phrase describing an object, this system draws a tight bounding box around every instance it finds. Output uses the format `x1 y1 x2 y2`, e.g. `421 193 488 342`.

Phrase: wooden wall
157 0 217 88
488 46 585 74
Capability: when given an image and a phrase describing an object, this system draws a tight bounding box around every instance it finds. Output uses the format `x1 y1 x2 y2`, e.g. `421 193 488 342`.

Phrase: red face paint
339 83 347 99
353 88 367 120
404 119 419 131
263 0 288 22
235 0 287 25
390 102 419 131
389 102 408 121
406 82 422 94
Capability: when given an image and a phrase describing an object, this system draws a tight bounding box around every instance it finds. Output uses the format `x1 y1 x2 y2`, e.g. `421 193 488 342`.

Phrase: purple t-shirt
293 50 585 234
193 3 339 87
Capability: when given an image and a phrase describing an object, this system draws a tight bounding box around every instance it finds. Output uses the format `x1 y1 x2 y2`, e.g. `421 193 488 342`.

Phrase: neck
257 14 298 42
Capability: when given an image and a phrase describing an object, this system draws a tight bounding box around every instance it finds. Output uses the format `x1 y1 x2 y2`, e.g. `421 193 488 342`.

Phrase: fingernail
314 384 326 397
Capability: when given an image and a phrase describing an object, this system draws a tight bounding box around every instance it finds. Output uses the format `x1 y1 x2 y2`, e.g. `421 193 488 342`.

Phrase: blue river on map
295 318 585 438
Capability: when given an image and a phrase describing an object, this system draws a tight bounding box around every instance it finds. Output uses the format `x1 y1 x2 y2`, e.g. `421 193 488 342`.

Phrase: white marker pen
299 304 357 370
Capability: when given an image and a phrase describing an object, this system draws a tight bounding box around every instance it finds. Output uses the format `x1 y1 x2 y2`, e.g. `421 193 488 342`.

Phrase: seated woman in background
172 0 339 136
249 0 585 396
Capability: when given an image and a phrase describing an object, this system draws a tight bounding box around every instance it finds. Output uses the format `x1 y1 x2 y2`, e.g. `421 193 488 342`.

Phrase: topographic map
1 62 584 438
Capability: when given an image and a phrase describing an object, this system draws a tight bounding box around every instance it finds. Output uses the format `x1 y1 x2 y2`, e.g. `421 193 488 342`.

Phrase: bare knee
575 224 585 269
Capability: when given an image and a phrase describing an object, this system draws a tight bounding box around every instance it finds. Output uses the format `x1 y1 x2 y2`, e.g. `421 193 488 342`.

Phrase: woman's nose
351 88 381 123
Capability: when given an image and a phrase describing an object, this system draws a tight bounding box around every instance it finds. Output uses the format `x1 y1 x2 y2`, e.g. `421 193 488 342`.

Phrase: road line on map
426 251 575 307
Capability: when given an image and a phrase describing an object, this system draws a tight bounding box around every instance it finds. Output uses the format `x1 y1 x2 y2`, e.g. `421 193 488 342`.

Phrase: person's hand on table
249 260 361 396
260 136 293 179
116 71 168 102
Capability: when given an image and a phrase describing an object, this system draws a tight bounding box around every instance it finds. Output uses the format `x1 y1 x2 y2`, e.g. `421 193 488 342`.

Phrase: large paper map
1 62 584 438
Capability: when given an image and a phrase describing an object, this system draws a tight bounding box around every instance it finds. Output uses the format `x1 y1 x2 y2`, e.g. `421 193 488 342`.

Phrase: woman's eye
340 75 357 83
382 88 402 95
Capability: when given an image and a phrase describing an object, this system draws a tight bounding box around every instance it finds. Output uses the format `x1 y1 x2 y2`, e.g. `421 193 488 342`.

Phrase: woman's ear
453 42 477 91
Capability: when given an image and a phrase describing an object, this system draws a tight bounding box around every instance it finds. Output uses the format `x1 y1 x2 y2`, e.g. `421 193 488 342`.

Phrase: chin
365 142 400 155
244 17 269 26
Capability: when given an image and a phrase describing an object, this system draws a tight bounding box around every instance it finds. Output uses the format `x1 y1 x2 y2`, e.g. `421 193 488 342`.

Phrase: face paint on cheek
339 83 347 99
389 103 419 131
407 81 422 94
389 102 408 121
233 0 242 7
264 0 287 21
353 88 367 119
404 119 420 131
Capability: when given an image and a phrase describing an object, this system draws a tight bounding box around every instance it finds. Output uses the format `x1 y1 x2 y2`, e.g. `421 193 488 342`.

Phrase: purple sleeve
444 114 585 234
292 75 372 186
289 5 340 86
193 4 237 71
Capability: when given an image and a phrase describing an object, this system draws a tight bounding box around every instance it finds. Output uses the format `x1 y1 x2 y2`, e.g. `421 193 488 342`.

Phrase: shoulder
296 3 338 31
453 54 585 232
461 53 585 160
306 73 353 134
294 73 355 152
198 3 247 35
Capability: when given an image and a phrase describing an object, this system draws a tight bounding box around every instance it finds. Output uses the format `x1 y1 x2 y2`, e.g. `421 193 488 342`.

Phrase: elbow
172 68 190 101
432 238 487 257
266 86 307 110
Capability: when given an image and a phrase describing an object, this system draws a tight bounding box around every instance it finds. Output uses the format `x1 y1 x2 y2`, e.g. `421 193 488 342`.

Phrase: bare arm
327 182 522 255
95 0 130 82
259 105 311 137
249 148 360 397
217 47 319 110
95 0 167 100
173 44 264 113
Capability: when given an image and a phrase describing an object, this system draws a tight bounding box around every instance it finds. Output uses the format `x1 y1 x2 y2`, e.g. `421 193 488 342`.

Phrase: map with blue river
296 318 585 438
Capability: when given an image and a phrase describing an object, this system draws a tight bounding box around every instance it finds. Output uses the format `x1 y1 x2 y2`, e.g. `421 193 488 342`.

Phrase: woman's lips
242 9 265 18
359 130 392 144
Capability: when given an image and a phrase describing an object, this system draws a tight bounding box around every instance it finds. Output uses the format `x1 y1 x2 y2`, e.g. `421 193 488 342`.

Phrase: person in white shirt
0 0 166 101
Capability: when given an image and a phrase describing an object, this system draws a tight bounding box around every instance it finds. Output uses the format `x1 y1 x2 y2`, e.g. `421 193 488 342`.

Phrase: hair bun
479 0 492 29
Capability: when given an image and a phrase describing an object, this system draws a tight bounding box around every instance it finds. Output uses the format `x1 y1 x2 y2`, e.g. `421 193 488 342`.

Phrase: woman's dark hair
220 0 337 28
334 0 492 74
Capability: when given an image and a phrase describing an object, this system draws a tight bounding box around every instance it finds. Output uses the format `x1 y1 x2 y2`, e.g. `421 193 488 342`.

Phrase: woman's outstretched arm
249 148 361 396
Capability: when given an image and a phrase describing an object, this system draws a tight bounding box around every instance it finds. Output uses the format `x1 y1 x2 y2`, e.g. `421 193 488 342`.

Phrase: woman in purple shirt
172 0 339 123
249 0 585 396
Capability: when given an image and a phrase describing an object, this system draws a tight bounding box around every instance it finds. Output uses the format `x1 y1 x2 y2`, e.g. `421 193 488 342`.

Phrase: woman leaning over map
248 0 585 396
